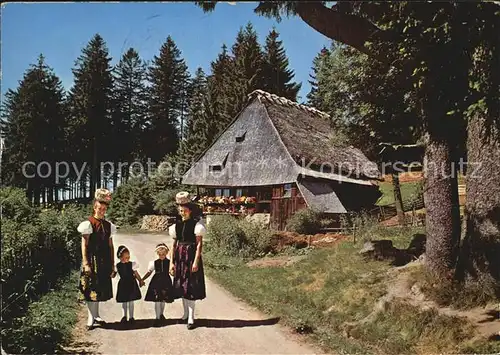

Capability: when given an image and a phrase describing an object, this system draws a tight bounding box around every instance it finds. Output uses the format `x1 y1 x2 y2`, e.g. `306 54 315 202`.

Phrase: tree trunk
456 112 500 296
423 132 461 278
113 160 118 191
90 137 97 198
391 171 406 226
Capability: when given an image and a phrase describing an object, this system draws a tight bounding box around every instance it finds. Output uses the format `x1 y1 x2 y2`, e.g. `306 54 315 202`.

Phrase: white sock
182 298 189 320
94 302 102 321
187 300 195 324
129 302 135 319
86 302 95 326
122 303 128 318
154 302 161 319
160 301 165 316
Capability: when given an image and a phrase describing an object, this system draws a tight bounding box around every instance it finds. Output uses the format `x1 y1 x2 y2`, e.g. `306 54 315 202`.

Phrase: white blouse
168 221 207 239
77 220 117 238
130 261 140 271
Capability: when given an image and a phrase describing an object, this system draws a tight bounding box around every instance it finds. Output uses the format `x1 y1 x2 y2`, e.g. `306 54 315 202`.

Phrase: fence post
353 223 356 244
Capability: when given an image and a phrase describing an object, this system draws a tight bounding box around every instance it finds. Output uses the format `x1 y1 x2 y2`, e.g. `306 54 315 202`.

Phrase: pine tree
111 48 149 186
1 55 67 204
68 34 114 198
229 23 265 117
262 28 301 101
146 36 190 164
306 46 330 109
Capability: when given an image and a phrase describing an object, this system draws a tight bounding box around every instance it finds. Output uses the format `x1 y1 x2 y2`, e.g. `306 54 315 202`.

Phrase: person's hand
139 280 145 287
111 268 117 278
191 261 199 273
169 264 175 276
83 264 91 275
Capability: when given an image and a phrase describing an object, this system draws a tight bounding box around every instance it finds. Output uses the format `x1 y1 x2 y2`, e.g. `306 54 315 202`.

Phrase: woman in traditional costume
168 191 207 330
77 188 117 330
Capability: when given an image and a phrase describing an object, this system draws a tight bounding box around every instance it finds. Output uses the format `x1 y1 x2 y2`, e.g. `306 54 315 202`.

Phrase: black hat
117 245 129 258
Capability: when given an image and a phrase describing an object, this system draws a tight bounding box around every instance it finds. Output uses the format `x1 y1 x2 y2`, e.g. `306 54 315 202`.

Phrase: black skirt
116 262 141 303
173 243 206 300
79 258 113 302
144 258 174 303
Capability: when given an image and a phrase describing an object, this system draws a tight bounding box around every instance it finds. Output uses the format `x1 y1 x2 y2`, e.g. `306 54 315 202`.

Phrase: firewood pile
141 215 175 231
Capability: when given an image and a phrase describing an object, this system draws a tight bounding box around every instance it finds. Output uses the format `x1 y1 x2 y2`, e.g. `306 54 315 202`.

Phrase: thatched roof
253 90 381 180
181 90 381 187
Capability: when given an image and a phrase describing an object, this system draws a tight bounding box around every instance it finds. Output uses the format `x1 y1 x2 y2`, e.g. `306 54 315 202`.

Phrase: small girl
115 245 144 323
142 243 174 326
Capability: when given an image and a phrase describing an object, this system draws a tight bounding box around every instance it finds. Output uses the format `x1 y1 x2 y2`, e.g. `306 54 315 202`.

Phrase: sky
1 2 332 103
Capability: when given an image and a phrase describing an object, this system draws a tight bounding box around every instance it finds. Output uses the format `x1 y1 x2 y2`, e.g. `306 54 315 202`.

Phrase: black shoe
129 317 135 324
86 324 95 331
159 314 166 322
187 322 195 330
120 316 127 323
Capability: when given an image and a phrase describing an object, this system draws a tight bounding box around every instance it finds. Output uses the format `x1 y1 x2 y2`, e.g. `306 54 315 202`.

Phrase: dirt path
74 232 324 354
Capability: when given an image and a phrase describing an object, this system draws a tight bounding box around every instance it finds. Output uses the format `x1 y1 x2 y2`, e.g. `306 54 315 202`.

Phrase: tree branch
295 2 391 63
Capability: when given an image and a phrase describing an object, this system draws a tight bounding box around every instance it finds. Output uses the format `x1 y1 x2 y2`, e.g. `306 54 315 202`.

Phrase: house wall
199 183 307 231
270 183 307 230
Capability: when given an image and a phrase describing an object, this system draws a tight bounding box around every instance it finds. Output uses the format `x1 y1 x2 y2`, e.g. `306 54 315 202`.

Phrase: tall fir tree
111 48 149 186
262 28 301 101
229 23 265 117
1 55 67 204
306 46 330 110
68 34 114 198
146 36 190 164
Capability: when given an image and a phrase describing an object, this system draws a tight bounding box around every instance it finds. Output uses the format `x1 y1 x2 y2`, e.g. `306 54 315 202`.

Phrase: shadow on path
101 317 280 330
193 317 280 328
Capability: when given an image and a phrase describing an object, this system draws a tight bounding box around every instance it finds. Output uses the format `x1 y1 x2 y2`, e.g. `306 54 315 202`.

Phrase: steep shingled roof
249 90 381 180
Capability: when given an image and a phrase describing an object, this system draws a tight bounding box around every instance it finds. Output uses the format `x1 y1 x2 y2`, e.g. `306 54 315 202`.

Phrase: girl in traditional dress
115 245 144 323
77 188 117 330
142 243 174 326
168 191 207 330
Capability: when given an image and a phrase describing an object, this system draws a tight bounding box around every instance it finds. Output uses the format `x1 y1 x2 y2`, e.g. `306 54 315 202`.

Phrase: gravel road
79 232 324 354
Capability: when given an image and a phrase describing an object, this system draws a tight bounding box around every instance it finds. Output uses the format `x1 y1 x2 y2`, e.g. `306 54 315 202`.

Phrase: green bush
206 215 273 258
286 208 323 235
206 215 247 256
153 188 180 216
2 272 80 354
1 187 86 353
0 186 38 222
107 177 155 226
239 219 273 257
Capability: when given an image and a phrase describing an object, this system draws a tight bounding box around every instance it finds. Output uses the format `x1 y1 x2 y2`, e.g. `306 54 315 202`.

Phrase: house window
209 153 229 172
236 188 243 197
209 165 222 172
283 183 292 198
215 189 222 197
223 189 231 197
235 131 246 143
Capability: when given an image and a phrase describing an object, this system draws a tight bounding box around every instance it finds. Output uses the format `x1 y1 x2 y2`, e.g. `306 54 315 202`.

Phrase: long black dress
172 217 206 300
144 258 174 303
78 216 113 302
116 261 142 303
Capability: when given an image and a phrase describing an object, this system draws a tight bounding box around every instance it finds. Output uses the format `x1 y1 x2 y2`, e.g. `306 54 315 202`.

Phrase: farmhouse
181 90 382 230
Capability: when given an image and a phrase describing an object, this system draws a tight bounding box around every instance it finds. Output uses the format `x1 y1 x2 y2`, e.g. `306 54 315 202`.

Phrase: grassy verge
204 229 497 354
376 181 422 206
2 271 81 354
